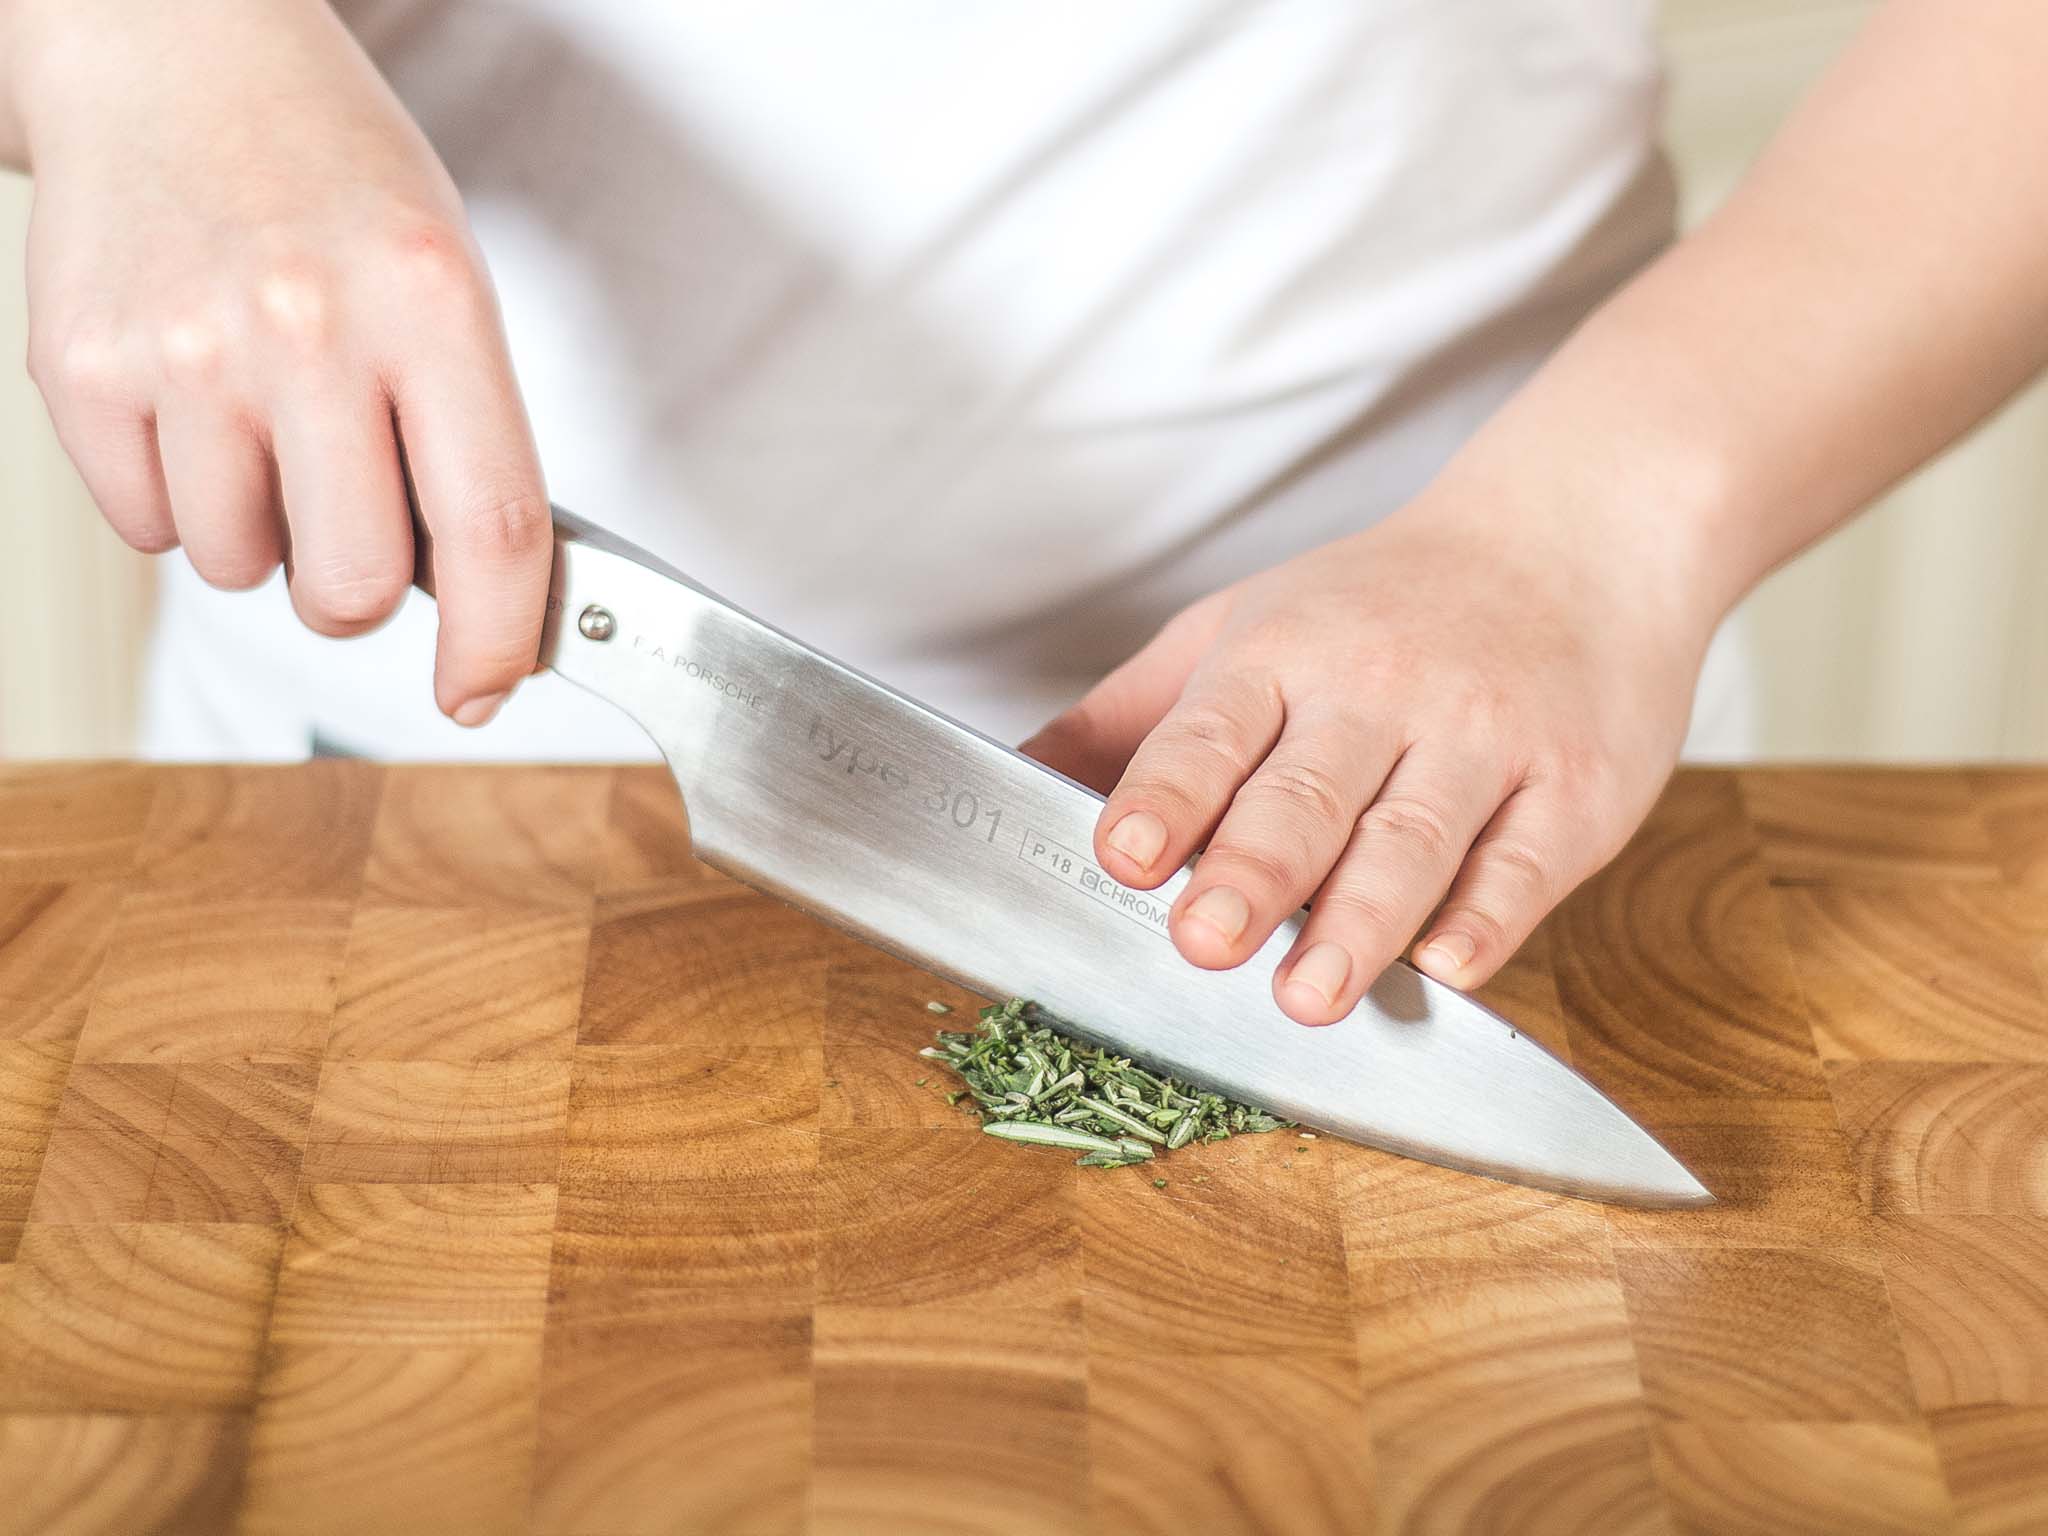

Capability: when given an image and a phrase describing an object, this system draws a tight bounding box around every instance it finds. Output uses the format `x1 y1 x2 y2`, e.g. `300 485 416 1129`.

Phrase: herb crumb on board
918 997 1293 1170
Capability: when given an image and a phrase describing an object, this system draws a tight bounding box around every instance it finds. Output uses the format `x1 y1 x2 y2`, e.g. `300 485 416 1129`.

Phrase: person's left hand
1020 488 1713 1026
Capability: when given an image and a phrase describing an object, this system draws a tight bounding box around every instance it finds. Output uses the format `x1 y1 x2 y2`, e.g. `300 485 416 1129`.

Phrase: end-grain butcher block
0 763 2044 1534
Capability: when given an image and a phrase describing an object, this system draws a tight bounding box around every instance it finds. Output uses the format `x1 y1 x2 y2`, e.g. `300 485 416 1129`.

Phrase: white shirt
146 0 1733 760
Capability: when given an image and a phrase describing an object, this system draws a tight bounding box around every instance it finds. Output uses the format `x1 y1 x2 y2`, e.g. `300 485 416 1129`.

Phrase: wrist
1 0 105 170
1428 308 1769 651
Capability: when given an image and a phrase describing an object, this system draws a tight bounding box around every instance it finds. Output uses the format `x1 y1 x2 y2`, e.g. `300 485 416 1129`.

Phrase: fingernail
1415 931 1476 981
1287 942 1351 1007
452 690 509 728
1183 885 1250 945
1105 810 1167 872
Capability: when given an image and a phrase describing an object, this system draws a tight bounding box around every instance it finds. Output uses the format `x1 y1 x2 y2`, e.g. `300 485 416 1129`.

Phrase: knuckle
1313 886 1407 945
1484 836 1553 894
1445 899 1516 958
157 312 229 386
388 221 487 306
1199 840 1300 903
192 550 279 592
1113 773 1212 839
293 558 409 631
1547 741 1616 802
452 488 551 562
1153 701 1261 778
111 513 179 556
1250 758 1350 827
36 320 132 405
1359 794 1458 867
1235 608 1310 656
254 263 339 352
1446 681 1516 740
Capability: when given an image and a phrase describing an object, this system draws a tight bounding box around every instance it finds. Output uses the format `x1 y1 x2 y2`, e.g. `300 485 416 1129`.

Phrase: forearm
0 0 37 168
1444 0 2048 629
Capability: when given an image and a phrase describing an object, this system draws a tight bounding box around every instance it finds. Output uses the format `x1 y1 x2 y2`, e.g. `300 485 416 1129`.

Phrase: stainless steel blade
537 511 1710 1208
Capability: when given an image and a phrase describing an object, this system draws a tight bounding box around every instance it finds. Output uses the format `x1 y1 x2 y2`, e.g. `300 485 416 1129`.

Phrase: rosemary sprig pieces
923 998 1292 1169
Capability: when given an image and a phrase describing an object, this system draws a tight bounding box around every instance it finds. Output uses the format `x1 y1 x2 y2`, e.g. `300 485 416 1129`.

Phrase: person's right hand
11 0 550 725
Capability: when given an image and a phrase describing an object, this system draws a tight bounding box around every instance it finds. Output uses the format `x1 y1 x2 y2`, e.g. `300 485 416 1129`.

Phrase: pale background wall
3 0 2044 759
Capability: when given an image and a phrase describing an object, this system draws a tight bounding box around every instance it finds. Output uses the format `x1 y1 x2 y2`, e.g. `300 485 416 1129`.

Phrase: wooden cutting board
0 762 2043 1535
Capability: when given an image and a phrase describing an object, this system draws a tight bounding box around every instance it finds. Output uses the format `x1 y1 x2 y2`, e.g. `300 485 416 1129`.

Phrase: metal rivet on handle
578 605 616 642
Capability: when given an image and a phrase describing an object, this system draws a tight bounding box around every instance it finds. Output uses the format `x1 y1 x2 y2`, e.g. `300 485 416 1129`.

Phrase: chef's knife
427 509 1709 1208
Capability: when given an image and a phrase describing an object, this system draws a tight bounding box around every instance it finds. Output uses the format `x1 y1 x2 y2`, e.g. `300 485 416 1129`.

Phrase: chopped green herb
916 1077 928 1087
982 1120 1127 1156
918 997 1292 1170
1153 1177 1168 1188
927 1000 953 1015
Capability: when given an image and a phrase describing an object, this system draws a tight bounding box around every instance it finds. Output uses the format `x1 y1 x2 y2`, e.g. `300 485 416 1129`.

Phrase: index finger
389 305 551 726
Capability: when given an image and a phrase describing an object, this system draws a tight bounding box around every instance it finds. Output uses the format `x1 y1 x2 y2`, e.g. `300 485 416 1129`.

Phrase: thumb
1018 594 1230 794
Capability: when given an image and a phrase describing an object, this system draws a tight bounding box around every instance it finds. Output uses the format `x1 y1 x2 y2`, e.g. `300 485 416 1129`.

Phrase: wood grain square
564 1043 819 1158
329 905 587 1061
557 1122 819 1211
26 1127 158 1223
534 1322 810 1536
133 763 380 899
813 1304 1087 1536
1739 769 2004 885
551 1114 816 1330
818 1129 1077 1313
1650 1422 1953 1536
302 1062 571 1184
1599 1098 1871 1250
598 765 702 892
0 1411 249 1536
1829 1062 2048 1215
1335 1145 1614 1262
1875 1216 2048 1410
579 888 844 1050
1616 1247 1918 1421
362 766 608 909
1929 1404 2048 1536
1973 770 2048 893
272 1183 556 1347
1088 1352 1375 1536
1781 884 2048 1062
142 1134 301 1224
0 1040 73 1253
551 1118 816 1329
547 1168 818 1332
0 1223 282 1412
114 1225 285 1406
0 882 120 1042
1348 1260 1665 1536
240 1342 543 1536
1551 777 1831 1101
76 897 352 1064
821 955 986 1129
49 1062 176 1137
309 1064 577 1146
163 1063 318 1143
0 1225 141 1410
0 764 157 881
1080 1149 1351 1357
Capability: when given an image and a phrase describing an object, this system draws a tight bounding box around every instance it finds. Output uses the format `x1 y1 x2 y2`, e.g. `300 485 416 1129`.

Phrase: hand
14 0 549 724
1022 490 1713 1026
